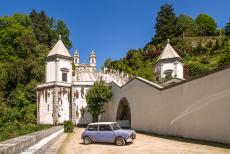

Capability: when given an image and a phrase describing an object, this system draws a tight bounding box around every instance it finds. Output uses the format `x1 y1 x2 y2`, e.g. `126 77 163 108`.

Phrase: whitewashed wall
106 67 230 144
57 87 70 123
46 61 56 83
72 86 92 124
58 59 72 83
39 88 53 124
175 61 183 79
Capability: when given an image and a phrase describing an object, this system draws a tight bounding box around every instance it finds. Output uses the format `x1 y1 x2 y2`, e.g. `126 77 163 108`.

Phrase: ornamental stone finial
74 49 79 55
59 35 62 40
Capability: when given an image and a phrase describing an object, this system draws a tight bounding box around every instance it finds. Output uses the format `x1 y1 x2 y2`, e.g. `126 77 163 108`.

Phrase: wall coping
0 126 63 154
111 65 230 91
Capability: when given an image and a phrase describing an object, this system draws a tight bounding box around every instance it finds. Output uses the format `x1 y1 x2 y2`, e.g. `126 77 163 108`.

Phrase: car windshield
111 123 121 130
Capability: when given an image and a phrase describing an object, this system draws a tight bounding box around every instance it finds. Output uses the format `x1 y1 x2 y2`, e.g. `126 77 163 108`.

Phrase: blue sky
0 0 229 68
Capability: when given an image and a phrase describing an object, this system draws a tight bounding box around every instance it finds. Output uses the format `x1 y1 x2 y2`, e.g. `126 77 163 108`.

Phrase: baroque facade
36 37 183 125
36 37 130 125
36 37 230 144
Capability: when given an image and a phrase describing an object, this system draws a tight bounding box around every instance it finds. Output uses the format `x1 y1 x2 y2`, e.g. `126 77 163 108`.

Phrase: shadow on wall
116 97 131 129
76 105 92 126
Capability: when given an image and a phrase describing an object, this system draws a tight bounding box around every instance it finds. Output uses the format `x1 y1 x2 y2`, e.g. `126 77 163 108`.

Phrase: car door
86 125 99 142
97 124 115 143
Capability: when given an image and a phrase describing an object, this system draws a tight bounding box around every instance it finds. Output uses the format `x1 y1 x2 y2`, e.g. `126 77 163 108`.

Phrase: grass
0 121 53 142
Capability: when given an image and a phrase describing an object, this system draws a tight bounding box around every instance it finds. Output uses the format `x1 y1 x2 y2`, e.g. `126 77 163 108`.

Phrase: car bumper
126 138 133 143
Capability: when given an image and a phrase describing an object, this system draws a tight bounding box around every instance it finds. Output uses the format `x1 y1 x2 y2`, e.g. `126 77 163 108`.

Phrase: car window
111 123 121 130
99 125 112 131
87 125 98 131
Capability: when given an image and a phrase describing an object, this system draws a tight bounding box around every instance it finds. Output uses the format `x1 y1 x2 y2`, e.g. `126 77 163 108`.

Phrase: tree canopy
0 10 72 141
86 81 112 122
105 4 230 82
153 4 177 44
176 14 197 37
224 20 230 36
195 14 217 36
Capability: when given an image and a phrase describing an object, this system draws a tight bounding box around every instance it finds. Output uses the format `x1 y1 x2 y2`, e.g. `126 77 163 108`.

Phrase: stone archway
116 97 131 128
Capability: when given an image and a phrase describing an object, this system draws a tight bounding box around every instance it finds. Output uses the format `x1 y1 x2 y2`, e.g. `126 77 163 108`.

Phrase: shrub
187 62 210 76
64 120 74 133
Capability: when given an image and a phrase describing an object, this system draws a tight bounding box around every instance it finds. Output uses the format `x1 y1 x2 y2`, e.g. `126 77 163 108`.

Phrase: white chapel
36 37 184 125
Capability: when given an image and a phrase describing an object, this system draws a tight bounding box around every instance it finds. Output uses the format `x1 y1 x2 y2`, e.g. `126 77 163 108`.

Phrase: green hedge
64 121 74 133
0 122 52 142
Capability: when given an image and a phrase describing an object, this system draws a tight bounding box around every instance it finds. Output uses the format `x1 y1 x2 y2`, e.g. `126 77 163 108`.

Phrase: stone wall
0 126 62 154
105 67 230 144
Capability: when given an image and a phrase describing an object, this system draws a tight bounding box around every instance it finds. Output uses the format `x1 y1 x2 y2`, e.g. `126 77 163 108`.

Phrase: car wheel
83 136 91 145
131 133 136 139
115 137 125 146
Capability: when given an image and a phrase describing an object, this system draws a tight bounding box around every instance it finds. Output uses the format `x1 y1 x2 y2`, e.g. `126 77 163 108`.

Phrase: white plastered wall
39 88 53 124
72 86 92 124
57 87 70 123
46 61 56 83
107 67 230 144
58 59 72 83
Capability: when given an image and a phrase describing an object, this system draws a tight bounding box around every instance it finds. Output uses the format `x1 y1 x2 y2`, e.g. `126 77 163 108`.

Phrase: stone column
55 59 60 81
71 87 76 125
174 61 178 78
53 86 59 125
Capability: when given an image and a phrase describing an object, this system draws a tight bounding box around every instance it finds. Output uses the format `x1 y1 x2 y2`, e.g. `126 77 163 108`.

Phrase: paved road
60 128 230 154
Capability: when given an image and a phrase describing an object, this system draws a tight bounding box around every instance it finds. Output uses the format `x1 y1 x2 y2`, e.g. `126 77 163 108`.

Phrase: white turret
89 50 96 68
74 49 80 66
45 35 72 83
155 39 184 82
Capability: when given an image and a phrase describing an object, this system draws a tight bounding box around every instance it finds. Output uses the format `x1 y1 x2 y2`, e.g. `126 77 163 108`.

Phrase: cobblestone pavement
60 128 230 154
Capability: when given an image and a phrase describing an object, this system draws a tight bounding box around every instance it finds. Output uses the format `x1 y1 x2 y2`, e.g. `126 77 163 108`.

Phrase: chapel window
60 68 69 82
62 72 67 82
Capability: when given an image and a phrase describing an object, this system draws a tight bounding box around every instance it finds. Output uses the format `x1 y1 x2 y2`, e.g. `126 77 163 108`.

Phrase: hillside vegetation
0 10 71 141
104 4 230 81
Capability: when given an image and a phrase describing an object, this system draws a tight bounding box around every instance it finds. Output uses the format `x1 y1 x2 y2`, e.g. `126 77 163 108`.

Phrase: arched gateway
116 97 131 128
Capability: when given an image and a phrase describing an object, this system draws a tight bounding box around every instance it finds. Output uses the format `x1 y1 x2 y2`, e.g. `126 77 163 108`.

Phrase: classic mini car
81 122 136 146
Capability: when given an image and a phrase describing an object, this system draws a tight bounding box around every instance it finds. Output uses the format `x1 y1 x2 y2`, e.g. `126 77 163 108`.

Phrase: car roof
88 122 117 125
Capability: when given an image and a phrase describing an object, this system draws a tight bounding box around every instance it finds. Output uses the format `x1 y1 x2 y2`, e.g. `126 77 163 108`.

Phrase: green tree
30 10 50 45
195 14 217 36
103 58 112 68
153 4 177 44
86 81 112 122
56 20 72 49
176 14 197 37
0 11 71 141
224 20 230 36
126 50 143 70
29 10 72 49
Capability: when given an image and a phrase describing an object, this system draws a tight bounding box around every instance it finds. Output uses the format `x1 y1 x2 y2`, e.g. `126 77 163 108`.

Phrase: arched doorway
116 97 131 128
